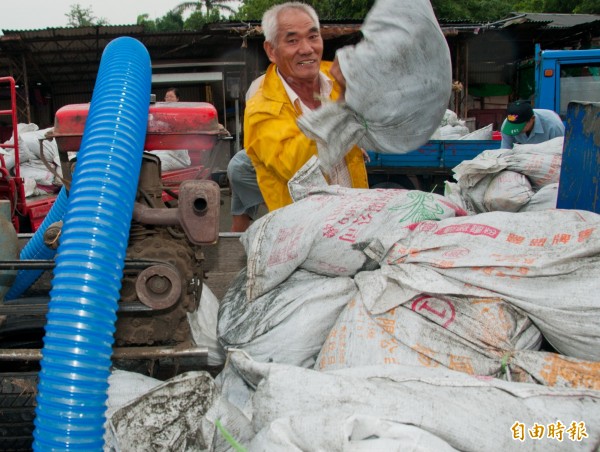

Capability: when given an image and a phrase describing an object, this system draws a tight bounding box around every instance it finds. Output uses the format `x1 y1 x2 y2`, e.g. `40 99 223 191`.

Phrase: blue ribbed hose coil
32 36 151 451
5 187 69 300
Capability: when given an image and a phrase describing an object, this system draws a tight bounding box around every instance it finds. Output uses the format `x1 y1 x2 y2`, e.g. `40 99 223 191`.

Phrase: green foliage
184 9 223 30
574 0 600 14
509 0 599 14
65 3 109 27
141 0 599 30
431 0 515 21
314 0 375 19
156 11 186 31
172 1 238 17
137 14 157 31
233 0 375 20
137 10 185 31
234 0 283 20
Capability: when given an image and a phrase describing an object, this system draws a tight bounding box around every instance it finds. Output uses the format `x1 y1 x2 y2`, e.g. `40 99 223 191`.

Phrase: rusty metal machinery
0 100 224 358
115 152 219 346
0 153 220 350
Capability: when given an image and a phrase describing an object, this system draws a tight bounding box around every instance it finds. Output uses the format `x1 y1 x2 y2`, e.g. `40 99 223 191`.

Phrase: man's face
264 9 323 84
522 116 535 134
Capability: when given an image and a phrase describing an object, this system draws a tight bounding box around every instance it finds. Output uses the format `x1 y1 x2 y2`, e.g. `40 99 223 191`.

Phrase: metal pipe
0 345 208 361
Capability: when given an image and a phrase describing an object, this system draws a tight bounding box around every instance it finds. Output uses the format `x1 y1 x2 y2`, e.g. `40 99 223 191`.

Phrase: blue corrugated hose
5 187 69 300
32 36 151 450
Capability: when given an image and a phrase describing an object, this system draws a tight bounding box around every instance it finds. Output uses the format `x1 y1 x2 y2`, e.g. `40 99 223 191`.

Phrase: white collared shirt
277 68 333 114
276 68 351 187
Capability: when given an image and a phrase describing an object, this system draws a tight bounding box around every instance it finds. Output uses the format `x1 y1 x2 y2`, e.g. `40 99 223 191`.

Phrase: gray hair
261 2 320 45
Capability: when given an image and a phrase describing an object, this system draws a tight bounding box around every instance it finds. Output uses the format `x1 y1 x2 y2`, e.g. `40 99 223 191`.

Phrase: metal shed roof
502 12 600 29
2 14 599 88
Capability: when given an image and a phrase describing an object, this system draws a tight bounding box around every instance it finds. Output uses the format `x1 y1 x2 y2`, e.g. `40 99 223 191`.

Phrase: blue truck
367 45 600 194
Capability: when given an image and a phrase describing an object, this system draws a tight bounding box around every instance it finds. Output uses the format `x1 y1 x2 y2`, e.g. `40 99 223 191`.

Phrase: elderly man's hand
330 56 346 102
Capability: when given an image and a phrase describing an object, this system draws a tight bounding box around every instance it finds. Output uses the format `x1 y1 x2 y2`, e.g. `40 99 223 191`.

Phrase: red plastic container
492 131 502 140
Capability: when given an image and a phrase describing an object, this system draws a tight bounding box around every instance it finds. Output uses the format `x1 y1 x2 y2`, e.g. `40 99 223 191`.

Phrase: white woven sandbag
317 290 600 390
509 349 600 390
105 371 216 451
505 136 564 188
443 181 470 214
363 209 600 361
433 123 470 140
483 170 534 212
462 173 496 213
20 128 60 166
187 283 226 367
242 186 465 301
519 183 559 212
316 288 541 377
297 0 452 172
227 352 600 452
19 160 55 186
105 370 162 418
149 150 191 171
249 414 459 451
458 123 493 140
453 150 510 190
218 268 358 368
287 154 329 202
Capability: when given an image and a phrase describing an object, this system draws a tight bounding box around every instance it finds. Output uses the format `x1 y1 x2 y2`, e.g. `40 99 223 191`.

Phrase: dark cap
502 101 533 136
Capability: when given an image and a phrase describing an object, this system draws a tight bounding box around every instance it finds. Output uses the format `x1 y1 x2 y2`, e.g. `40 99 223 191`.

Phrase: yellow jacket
244 61 369 211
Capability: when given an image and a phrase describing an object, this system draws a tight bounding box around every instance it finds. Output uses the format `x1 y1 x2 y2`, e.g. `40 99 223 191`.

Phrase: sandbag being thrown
297 0 452 172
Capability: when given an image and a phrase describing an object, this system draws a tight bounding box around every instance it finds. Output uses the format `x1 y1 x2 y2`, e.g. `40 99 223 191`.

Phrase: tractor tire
0 372 37 452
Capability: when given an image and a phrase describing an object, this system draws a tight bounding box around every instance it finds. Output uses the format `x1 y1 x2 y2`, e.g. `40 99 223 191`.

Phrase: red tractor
1 75 230 233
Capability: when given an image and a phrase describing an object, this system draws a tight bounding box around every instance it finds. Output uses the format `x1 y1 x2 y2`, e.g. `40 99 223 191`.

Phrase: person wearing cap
500 101 565 149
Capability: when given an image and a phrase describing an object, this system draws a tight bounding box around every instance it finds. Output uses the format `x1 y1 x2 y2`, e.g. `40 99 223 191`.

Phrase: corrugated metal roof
502 12 600 29
1 15 598 121
1 24 144 37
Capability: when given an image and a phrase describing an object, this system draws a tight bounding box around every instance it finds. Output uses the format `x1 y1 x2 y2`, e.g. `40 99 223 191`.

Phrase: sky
0 1 240 33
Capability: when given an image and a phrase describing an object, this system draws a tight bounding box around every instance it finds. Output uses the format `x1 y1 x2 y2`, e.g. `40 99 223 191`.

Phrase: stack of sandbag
0 123 63 196
105 349 600 451
148 149 191 171
228 352 600 451
240 184 466 302
214 182 467 413
297 0 451 172
447 136 564 214
429 109 471 140
104 191 600 451
217 184 467 362
362 209 600 362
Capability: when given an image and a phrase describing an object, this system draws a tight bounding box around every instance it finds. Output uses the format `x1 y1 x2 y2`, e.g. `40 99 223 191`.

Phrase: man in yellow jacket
244 2 369 213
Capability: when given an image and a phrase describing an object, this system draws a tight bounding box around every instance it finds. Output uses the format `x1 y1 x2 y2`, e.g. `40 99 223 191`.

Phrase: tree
430 0 516 21
315 0 375 19
172 1 238 19
220 0 600 23
137 11 185 32
184 9 223 30
65 4 109 27
233 0 373 20
515 0 599 13
136 14 157 31
233 0 278 20
156 11 186 31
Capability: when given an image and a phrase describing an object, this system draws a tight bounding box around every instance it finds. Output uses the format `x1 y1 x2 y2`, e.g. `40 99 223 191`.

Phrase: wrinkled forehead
276 9 320 41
